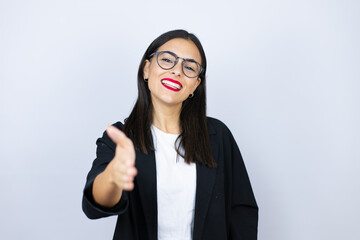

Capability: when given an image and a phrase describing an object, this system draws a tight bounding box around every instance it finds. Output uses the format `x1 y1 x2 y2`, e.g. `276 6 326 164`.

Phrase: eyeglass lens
156 52 201 78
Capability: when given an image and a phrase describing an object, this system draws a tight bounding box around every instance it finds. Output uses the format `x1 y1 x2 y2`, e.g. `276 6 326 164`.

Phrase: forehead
157 38 202 64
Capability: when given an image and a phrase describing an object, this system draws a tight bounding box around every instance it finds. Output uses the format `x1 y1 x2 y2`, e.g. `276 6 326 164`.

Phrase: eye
185 65 195 72
160 57 174 64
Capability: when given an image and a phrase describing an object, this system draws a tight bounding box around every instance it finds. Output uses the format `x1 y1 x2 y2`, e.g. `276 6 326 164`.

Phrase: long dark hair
124 29 216 168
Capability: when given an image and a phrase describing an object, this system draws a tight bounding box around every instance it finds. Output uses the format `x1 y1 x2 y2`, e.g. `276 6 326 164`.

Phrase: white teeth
161 80 182 90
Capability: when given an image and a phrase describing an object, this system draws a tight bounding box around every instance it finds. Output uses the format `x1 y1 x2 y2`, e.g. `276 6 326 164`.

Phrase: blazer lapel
193 135 219 240
134 150 157 240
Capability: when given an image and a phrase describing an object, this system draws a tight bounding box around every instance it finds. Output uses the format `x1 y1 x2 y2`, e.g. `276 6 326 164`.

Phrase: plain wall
1 0 359 239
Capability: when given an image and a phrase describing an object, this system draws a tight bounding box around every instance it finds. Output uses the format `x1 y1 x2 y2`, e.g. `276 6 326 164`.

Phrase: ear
192 77 201 92
143 59 150 79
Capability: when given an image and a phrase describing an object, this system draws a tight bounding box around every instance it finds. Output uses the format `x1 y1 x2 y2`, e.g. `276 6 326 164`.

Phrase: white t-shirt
151 125 197 240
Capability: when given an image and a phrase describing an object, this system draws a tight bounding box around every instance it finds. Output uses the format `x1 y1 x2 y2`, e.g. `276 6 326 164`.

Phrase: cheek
147 71 163 93
148 63 163 78
147 79 157 93
189 80 200 92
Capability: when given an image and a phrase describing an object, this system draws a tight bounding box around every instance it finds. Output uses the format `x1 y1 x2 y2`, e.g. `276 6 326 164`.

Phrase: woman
82 29 258 240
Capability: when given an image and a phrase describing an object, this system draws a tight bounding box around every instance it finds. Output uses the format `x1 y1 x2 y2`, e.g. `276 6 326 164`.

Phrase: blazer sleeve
82 122 129 219
226 127 259 239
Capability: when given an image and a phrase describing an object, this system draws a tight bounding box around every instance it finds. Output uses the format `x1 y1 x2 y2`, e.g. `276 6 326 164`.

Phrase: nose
171 60 182 76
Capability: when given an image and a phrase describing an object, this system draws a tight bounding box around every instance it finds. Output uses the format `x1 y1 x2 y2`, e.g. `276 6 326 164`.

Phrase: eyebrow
166 50 200 64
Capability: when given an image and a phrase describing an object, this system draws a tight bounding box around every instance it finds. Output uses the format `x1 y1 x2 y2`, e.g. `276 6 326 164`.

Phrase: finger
121 167 137 189
121 166 137 180
112 158 137 176
123 182 134 191
115 147 135 165
106 126 131 148
127 167 138 177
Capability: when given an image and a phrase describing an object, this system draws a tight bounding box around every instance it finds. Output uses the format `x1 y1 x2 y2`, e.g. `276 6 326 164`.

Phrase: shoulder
206 116 232 136
96 121 124 150
99 121 124 140
112 121 124 130
206 117 243 161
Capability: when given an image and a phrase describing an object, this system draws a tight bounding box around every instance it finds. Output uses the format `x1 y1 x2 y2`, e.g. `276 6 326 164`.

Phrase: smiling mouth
161 78 183 92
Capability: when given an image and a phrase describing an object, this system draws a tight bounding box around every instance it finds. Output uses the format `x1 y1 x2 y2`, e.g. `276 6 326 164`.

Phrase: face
143 38 202 109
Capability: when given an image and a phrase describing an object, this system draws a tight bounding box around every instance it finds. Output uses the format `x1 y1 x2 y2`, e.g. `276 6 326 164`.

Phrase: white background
1 0 359 239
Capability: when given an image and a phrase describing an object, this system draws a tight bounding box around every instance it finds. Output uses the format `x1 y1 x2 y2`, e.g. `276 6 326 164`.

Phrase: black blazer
83 117 258 240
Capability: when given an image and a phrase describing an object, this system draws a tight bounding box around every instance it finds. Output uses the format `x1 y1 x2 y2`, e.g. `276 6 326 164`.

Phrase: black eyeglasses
149 51 203 78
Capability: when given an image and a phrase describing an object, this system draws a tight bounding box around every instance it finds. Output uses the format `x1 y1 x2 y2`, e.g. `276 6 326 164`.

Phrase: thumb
106 125 128 147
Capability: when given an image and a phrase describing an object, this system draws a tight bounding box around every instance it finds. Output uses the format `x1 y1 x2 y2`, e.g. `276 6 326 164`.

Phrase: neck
152 103 181 134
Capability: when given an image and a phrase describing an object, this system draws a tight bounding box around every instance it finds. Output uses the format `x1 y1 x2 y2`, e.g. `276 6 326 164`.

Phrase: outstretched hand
106 126 138 191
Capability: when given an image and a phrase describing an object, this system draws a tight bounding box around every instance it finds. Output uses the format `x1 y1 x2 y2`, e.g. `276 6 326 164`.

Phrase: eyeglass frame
149 51 204 78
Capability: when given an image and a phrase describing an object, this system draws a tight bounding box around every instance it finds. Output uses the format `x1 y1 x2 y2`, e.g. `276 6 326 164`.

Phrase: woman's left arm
227 129 258 239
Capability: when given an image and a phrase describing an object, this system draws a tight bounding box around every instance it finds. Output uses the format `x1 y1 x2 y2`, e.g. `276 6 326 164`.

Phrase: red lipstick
161 78 183 92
